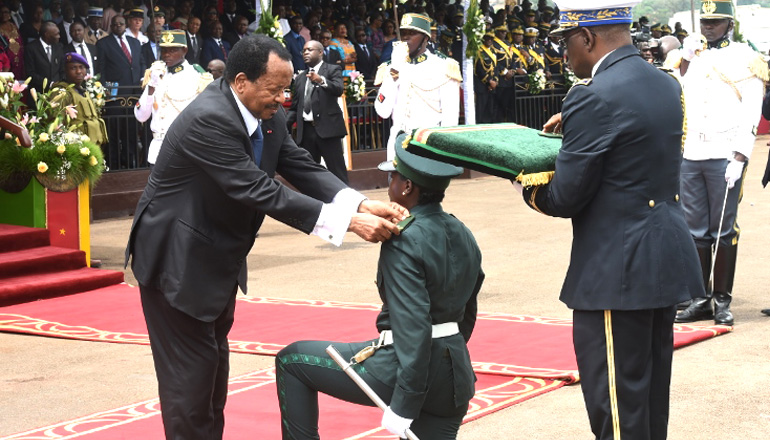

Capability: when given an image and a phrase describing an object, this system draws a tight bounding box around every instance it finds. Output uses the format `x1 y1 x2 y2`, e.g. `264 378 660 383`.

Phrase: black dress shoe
761 309 770 316
675 297 713 323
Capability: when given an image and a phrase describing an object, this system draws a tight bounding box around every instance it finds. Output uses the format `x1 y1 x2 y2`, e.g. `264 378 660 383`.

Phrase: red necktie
218 40 227 60
119 37 132 64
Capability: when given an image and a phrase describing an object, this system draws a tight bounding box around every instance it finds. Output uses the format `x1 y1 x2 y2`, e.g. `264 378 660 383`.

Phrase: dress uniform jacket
374 50 462 160
134 60 213 164
522 44 703 311
125 78 348 321
365 202 484 418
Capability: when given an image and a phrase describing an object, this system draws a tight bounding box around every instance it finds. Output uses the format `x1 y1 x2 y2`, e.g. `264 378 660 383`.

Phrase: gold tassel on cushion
516 171 554 187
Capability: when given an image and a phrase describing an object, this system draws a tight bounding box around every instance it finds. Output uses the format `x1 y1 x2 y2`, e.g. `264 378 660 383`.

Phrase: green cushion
403 124 562 182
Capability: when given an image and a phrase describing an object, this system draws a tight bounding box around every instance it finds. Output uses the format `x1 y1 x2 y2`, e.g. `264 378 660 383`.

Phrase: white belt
153 132 165 140
378 322 459 346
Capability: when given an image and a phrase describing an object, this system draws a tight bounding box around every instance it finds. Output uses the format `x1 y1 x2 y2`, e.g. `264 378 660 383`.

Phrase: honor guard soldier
509 26 532 73
523 27 548 75
544 25 565 74
475 32 498 123
491 25 515 122
277 136 483 440
517 1 704 438
675 0 768 326
135 30 213 165
374 13 462 160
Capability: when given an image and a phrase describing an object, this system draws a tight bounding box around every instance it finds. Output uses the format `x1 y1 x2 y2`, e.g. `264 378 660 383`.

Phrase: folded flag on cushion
402 123 562 186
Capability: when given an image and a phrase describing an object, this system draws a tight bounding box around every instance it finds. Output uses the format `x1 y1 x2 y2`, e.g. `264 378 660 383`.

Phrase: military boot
712 243 738 326
675 244 713 323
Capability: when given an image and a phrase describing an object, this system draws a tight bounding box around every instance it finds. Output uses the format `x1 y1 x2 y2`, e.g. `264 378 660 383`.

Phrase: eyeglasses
557 27 595 50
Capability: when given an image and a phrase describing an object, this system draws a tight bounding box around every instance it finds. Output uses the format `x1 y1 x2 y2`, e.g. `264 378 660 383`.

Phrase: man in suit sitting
200 20 230 68
223 15 248 50
65 21 96 73
353 26 376 79
185 16 201 65
24 21 64 94
125 34 406 439
287 40 349 183
320 29 342 67
141 23 161 68
283 14 305 73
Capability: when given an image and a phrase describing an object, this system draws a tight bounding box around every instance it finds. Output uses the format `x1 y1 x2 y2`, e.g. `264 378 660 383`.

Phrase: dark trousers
573 306 676 440
475 86 496 124
140 284 237 440
276 340 466 440
300 121 349 184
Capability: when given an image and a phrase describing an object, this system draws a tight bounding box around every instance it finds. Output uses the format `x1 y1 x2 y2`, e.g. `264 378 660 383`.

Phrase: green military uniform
52 53 108 146
276 142 485 440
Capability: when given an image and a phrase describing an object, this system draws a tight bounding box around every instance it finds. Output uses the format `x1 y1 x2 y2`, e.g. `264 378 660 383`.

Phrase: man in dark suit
517 3 704 439
320 29 342 67
125 35 405 439
96 14 144 169
353 26 376 79
140 24 161 68
185 16 201 65
24 21 64 94
219 0 238 34
283 14 305 72
65 21 96 73
222 15 248 49
287 40 348 183
95 15 144 93
200 20 230 68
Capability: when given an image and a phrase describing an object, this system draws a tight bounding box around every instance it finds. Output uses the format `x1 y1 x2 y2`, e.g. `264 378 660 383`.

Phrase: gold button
675 194 680 202
648 200 655 208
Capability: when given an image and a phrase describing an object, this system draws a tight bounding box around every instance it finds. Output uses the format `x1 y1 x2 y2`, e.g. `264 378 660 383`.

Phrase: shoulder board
574 78 592 87
197 72 214 93
396 215 415 232
374 61 391 86
192 63 206 73
749 52 770 82
444 57 462 82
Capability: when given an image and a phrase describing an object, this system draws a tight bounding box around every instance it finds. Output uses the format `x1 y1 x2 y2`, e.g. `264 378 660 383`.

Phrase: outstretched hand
348 200 410 243
543 112 562 134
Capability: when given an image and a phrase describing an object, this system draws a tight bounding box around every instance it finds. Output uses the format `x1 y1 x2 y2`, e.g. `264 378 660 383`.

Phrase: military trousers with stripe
573 306 677 440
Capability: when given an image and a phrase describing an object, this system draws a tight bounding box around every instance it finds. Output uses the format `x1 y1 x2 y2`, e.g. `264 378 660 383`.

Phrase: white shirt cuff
312 188 366 246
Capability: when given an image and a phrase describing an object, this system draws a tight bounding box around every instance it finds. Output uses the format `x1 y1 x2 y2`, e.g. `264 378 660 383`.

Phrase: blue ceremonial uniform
522 44 704 440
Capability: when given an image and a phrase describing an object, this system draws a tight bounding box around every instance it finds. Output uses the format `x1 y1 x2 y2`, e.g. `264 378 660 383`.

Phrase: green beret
378 134 463 191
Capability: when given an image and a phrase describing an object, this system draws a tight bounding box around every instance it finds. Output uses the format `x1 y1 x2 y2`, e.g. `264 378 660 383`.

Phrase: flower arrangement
255 0 284 44
527 69 547 94
345 71 366 102
563 68 578 89
83 74 105 111
0 75 104 193
463 0 484 59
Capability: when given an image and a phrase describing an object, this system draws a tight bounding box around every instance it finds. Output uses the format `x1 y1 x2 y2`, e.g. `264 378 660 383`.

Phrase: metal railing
100 78 568 172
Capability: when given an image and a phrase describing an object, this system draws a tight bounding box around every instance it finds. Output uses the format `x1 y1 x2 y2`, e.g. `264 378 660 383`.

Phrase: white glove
725 158 745 189
381 406 413 438
682 34 706 61
148 61 166 88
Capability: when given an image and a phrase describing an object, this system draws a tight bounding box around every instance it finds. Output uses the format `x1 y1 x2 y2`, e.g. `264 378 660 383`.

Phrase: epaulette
749 52 769 82
396 215 415 232
445 57 462 82
374 61 391 86
197 72 214 93
574 78 591 87
192 63 206 73
141 68 152 88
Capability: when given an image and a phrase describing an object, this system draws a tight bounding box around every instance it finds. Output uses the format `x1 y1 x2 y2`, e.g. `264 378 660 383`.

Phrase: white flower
57 144 66 154
38 133 49 143
80 134 90 142
80 147 90 156
37 162 48 173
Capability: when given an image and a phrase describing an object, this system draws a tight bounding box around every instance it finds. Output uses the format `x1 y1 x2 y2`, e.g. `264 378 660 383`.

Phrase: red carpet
1 368 564 440
0 283 732 383
0 224 124 306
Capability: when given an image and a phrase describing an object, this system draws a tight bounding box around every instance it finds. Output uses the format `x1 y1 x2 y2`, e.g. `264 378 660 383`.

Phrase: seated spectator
224 15 249 50
206 58 224 80
329 22 356 77
200 21 230 67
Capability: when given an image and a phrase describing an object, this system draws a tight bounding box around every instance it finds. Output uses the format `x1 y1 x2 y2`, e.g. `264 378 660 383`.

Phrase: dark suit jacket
185 32 201 65
283 31 305 72
322 46 342 68
223 31 246 50
522 45 704 311
125 78 348 321
200 37 230 68
287 62 347 144
354 42 376 79
141 41 160 68
23 39 64 93
64 41 97 72
95 34 144 92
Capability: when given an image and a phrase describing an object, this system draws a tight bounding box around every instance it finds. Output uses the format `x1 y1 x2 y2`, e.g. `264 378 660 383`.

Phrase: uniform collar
407 51 428 64
168 60 186 74
708 36 730 49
